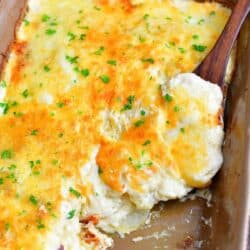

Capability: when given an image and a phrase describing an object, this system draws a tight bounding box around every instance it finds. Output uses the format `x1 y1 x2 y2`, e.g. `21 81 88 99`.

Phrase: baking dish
0 1 249 249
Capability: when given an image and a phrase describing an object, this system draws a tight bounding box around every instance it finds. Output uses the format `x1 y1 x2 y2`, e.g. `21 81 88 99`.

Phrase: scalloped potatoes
0 0 229 249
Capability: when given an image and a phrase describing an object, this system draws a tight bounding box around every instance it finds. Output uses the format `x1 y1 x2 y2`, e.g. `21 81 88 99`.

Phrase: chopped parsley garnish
135 160 153 170
198 18 205 25
67 209 76 219
23 19 30 26
143 14 150 20
134 120 144 127
141 58 155 64
81 69 90 77
180 127 185 133
58 133 64 138
29 195 38 205
174 105 181 112
100 75 110 84
165 41 176 48
22 89 29 98
44 65 50 72
65 55 79 64
139 36 146 43
94 6 101 11
42 14 50 22
45 29 56 35
143 140 151 146
178 47 186 54
164 93 173 102
192 44 207 52
0 102 9 114
98 167 103 174
0 178 4 185
69 187 81 198
57 102 65 108
107 60 117 66
94 46 105 55
5 223 10 231
140 110 146 116
121 95 135 111
13 112 24 117
79 34 86 40
8 164 16 171
37 221 45 229
67 32 76 41
1 150 12 159
192 34 199 40
31 130 38 136
29 161 35 169
209 11 216 16
0 80 7 88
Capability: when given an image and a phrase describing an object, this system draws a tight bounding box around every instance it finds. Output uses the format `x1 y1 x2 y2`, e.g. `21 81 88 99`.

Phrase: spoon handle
194 0 250 85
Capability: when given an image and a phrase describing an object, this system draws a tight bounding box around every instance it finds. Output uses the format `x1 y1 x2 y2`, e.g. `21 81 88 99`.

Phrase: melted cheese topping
0 0 229 249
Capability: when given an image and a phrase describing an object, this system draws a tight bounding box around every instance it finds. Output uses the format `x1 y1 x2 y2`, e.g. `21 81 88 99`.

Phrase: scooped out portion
0 0 228 249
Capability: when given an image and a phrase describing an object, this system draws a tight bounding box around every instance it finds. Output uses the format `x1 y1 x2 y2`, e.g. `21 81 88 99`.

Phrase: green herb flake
107 60 117 66
8 164 16 171
121 95 135 111
23 19 30 26
0 102 9 114
164 93 173 102
142 140 151 146
5 223 10 231
198 18 205 25
58 133 64 138
178 47 186 54
94 46 105 55
94 6 101 11
67 32 76 41
65 55 79 64
29 161 35 169
180 127 185 133
1 150 12 159
79 34 86 40
42 14 50 22
81 69 90 77
192 34 199 40
13 112 24 117
140 110 146 116
143 14 150 20
45 29 56 35
67 209 76 219
134 120 144 128
0 178 4 185
44 65 51 72
98 167 103 174
57 102 65 108
69 187 81 198
209 11 216 16
22 89 29 98
192 44 207 52
37 221 45 229
174 106 181 112
141 58 155 64
31 130 38 136
29 195 38 205
0 80 7 88
100 75 110 84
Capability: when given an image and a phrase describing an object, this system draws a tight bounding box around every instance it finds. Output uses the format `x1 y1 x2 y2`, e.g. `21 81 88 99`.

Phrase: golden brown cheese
0 0 230 249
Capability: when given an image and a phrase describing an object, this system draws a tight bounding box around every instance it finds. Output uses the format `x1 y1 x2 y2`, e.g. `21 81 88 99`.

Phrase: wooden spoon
194 0 250 86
